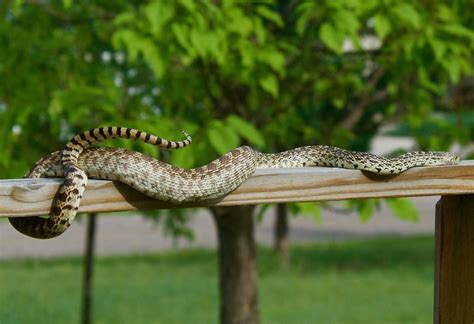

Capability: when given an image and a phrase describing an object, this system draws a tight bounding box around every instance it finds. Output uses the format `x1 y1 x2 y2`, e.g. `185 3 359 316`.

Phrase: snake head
435 152 461 165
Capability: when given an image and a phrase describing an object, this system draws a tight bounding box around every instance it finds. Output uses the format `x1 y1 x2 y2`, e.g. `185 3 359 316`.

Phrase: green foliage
386 198 419 223
353 199 378 223
113 0 287 99
226 115 266 148
340 198 417 223
388 111 474 151
0 0 472 225
289 202 322 223
207 119 240 154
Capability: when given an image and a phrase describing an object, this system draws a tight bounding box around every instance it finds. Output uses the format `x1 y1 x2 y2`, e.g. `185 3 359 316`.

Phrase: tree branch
341 68 388 130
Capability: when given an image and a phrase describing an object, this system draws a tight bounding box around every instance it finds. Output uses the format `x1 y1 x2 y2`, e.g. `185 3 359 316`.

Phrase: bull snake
9 127 460 239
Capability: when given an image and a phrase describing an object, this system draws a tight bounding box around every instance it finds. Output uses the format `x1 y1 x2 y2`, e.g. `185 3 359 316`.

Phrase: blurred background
0 0 473 323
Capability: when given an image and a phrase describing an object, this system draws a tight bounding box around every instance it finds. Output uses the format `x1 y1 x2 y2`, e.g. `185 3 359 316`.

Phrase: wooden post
82 213 97 324
434 195 474 323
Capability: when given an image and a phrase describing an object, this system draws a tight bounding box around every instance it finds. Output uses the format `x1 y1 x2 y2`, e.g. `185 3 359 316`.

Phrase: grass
0 235 435 323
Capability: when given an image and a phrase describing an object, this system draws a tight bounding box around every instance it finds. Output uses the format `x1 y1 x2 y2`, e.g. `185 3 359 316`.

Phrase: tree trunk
211 205 259 324
82 213 97 324
274 203 289 269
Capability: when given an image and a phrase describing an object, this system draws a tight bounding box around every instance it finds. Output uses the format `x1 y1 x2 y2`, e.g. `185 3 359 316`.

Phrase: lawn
0 235 435 323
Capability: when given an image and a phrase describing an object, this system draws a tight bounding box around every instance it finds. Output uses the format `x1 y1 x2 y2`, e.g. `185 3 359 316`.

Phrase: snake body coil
9 127 460 239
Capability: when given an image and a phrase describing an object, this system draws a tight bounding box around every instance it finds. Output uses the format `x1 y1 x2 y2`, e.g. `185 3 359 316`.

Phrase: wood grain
434 195 474 323
1 161 473 217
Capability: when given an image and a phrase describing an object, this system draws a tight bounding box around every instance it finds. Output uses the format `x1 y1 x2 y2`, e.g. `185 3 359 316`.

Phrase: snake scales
9 127 460 239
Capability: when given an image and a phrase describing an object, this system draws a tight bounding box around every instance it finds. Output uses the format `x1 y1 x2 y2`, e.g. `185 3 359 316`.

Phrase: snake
8 126 460 239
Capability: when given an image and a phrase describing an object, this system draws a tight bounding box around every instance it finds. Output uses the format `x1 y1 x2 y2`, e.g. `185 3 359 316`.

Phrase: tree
1 0 473 322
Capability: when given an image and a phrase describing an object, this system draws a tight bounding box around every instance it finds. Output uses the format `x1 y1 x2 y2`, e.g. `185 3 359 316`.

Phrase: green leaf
441 24 474 39
189 29 208 59
428 37 446 62
226 7 253 36
373 14 391 40
113 31 165 77
140 39 165 78
295 6 314 35
253 16 267 44
417 67 442 94
238 40 255 68
319 23 343 54
400 34 416 59
112 30 141 60
386 198 419 223
260 49 286 74
348 33 362 51
436 5 455 22
358 199 376 223
393 3 421 29
226 115 265 148
259 74 279 97
207 120 240 154
289 202 321 223
255 204 271 222
256 6 284 27
296 202 321 224
144 1 175 37
171 23 187 46
114 12 135 25
332 9 360 33
441 57 461 83
179 0 196 12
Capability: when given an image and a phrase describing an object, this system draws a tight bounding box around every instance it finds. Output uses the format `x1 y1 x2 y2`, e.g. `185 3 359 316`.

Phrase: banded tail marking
61 127 192 170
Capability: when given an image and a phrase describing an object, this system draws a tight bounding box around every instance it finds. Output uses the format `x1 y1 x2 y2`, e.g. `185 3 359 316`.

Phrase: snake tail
61 126 192 171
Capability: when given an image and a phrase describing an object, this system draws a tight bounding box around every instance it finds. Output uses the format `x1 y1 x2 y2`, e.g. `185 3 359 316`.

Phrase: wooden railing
1 160 474 323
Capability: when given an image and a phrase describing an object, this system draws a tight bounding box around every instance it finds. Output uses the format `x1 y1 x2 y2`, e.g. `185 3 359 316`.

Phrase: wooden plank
1 161 473 217
434 195 474 323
